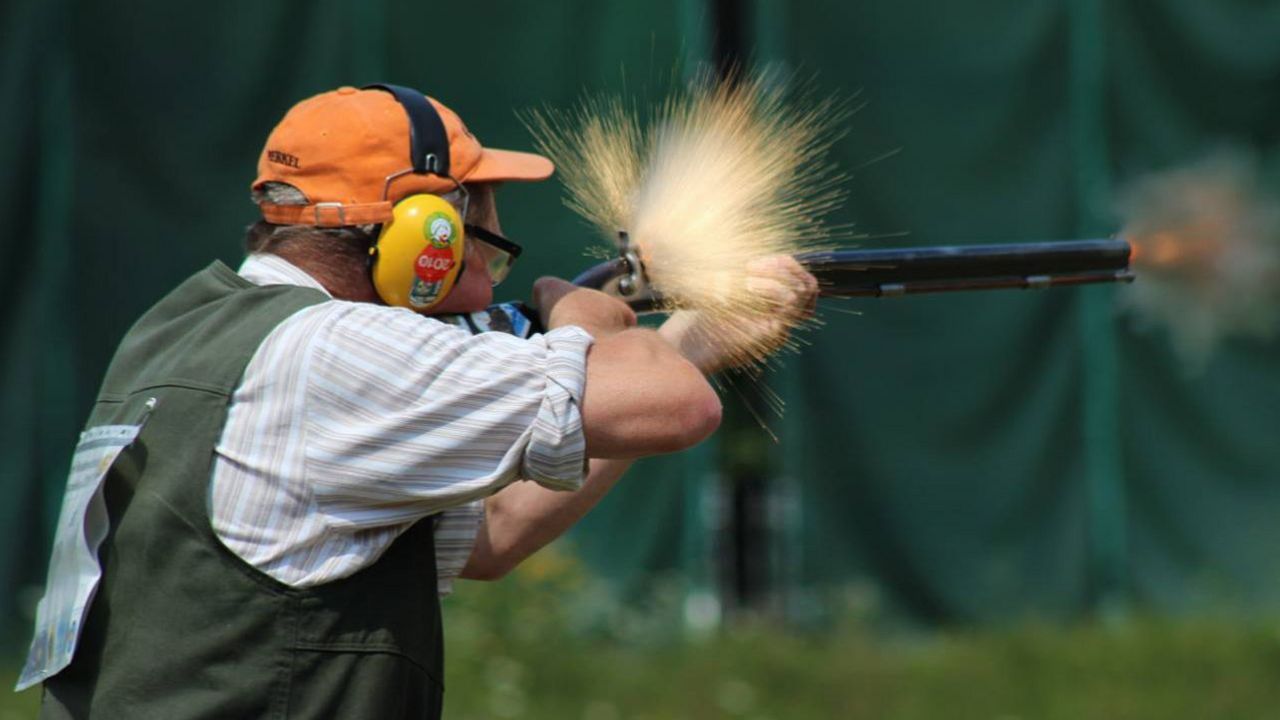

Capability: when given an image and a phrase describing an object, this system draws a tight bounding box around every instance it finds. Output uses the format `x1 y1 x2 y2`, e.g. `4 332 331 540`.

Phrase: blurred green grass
438 554 1280 719
6 551 1280 719
440 615 1280 719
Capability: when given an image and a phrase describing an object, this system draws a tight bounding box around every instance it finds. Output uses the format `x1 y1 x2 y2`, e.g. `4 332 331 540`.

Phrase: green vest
41 262 445 719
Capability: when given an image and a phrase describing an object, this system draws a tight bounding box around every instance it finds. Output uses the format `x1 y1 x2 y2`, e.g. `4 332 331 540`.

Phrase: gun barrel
571 238 1134 311
799 238 1133 297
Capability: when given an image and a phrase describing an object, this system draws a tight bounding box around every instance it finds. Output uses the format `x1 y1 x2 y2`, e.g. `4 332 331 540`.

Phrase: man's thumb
531 276 576 312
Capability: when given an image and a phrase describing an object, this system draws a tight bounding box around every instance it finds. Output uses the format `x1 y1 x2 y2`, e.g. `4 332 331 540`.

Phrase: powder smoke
1118 149 1280 369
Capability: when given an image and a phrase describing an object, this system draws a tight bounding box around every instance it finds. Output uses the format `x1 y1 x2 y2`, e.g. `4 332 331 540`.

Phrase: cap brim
466 147 555 183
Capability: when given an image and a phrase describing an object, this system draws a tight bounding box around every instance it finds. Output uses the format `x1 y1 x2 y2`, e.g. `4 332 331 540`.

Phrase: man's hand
659 255 819 374
532 277 637 338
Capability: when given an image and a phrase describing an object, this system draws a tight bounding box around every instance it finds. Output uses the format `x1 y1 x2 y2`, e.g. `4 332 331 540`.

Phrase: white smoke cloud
1117 148 1280 371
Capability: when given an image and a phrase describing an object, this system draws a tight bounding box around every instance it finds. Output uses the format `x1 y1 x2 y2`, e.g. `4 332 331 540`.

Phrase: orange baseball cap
253 86 554 226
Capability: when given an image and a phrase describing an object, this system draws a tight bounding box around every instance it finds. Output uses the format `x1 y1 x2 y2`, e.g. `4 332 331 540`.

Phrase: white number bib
16 411 151 691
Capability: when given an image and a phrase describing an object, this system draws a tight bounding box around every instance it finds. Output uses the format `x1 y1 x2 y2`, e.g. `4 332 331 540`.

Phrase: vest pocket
285 647 443 719
291 590 444 686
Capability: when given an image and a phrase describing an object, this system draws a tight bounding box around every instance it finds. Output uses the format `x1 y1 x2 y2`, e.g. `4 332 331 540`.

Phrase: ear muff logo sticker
408 213 460 307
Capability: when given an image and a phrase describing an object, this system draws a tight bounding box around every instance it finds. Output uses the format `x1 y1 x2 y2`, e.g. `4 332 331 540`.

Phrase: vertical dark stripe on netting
0 0 78 649
0 0 44 649
1068 0 1128 617
708 0 777 616
712 0 747 78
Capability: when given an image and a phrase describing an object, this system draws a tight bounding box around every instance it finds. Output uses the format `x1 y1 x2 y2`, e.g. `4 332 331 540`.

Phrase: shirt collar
237 253 333 297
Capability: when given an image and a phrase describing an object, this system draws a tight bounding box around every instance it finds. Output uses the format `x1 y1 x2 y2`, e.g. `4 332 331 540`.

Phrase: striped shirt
210 253 592 594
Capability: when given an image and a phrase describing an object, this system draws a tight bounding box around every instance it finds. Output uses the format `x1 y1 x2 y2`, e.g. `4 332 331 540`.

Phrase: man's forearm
458 311 719 581
459 457 635 580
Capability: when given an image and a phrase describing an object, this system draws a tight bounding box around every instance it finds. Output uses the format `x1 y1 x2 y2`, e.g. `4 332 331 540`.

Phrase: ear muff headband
362 83 450 175
362 83 466 313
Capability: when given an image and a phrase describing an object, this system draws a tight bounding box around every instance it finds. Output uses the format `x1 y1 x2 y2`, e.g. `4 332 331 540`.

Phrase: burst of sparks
526 72 848 371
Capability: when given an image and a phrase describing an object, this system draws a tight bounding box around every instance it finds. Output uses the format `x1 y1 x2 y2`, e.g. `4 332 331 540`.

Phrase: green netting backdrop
3 0 1279 643
766 0 1280 622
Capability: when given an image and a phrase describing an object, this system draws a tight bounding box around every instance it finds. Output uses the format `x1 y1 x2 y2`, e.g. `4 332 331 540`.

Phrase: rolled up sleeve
522 326 593 489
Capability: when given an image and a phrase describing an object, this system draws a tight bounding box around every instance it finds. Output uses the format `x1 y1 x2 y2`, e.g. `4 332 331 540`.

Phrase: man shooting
20 84 817 719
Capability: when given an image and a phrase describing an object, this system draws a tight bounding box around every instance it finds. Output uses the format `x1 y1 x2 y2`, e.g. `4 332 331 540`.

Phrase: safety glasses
464 224 523 286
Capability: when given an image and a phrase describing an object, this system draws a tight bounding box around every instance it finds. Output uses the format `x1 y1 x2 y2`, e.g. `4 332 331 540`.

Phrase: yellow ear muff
370 194 465 312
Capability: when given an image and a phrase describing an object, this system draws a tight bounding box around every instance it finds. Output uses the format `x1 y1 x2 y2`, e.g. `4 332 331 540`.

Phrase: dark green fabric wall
3 0 1279 639
768 0 1280 622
